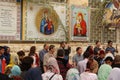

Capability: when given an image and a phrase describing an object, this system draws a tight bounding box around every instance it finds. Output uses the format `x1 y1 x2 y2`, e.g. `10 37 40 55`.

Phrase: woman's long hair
28 46 36 56
84 46 94 56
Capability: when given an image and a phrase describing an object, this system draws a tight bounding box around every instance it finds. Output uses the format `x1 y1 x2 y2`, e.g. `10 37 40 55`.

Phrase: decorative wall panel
23 2 67 41
0 0 21 40
70 5 90 41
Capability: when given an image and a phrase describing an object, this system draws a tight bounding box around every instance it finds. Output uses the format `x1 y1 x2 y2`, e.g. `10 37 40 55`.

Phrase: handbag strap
49 73 56 80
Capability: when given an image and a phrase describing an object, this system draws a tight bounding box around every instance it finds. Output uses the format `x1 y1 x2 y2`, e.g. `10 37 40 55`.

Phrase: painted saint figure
74 13 87 36
40 11 54 35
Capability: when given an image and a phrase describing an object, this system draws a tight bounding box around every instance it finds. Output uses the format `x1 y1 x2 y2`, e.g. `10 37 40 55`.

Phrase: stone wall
0 42 119 59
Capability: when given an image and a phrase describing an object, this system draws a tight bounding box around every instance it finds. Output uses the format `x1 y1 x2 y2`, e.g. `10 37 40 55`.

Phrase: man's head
49 45 55 53
76 47 82 55
60 41 66 49
108 40 113 47
83 51 90 59
7 47 10 53
44 43 49 51
57 49 65 58
104 56 114 65
96 40 101 47
0 46 5 56
3 46 10 54
20 56 33 71
17 50 25 61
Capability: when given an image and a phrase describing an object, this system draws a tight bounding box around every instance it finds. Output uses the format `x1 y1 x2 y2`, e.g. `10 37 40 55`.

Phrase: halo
35 6 59 35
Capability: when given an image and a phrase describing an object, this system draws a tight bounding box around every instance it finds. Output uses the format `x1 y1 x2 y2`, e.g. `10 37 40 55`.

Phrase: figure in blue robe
40 18 46 34
40 13 54 35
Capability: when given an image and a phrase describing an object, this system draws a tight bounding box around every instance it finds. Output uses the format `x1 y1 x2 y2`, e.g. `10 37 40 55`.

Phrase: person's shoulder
78 59 84 64
89 72 97 77
74 53 78 56
0 73 11 80
72 54 77 59
105 46 110 49
42 71 53 77
55 74 62 76
67 68 79 74
94 46 97 49
99 64 112 70
11 76 23 80
54 74 63 79
44 52 49 56
28 67 42 78
39 49 44 53
112 68 120 71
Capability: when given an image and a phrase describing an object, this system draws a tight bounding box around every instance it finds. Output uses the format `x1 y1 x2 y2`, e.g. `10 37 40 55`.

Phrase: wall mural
24 2 67 41
103 0 120 29
70 5 90 41
0 0 21 40
69 0 88 6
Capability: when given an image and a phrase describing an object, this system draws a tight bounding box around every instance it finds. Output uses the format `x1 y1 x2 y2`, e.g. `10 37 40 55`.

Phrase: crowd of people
0 40 120 80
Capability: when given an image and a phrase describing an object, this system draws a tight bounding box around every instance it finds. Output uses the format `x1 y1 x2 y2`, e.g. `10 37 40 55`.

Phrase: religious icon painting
23 1 67 41
70 5 90 41
103 1 120 30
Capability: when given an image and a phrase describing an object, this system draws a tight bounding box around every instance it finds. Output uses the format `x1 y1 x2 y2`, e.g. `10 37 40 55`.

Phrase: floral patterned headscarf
47 57 60 74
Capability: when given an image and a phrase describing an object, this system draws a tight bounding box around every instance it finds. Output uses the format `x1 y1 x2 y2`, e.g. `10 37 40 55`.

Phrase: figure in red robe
74 12 87 36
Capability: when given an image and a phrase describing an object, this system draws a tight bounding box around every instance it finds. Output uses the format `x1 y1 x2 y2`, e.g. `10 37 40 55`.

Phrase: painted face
44 13 48 19
79 15 82 21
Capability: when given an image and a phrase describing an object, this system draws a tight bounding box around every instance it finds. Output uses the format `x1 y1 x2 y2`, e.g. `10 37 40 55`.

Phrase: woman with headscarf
107 68 120 80
80 59 98 80
42 57 63 80
107 55 120 80
98 57 113 80
66 67 79 80
9 65 23 80
8 51 19 68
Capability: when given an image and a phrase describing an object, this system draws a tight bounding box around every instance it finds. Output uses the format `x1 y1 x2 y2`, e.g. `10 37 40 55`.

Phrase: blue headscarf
9 65 21 77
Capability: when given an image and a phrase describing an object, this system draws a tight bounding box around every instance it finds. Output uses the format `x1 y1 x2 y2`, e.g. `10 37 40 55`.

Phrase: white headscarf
107 68 120 80
47 57 60 74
